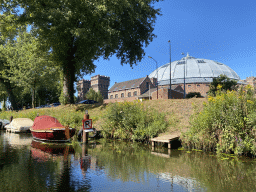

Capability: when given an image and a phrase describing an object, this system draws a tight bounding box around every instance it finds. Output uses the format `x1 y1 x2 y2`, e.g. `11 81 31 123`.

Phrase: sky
80 0 256 93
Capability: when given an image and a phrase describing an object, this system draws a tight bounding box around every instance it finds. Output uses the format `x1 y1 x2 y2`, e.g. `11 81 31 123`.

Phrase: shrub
186 92 202 98
101 100 168 141
181 85 256 156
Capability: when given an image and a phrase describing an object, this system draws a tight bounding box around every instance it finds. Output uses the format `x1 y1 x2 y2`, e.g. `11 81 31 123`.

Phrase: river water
0 130 256 192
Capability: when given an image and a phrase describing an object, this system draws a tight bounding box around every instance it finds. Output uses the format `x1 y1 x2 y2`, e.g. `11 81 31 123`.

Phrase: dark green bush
101 100 169 141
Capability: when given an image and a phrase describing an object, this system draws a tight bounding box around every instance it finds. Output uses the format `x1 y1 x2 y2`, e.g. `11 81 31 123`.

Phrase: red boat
30 115 76 142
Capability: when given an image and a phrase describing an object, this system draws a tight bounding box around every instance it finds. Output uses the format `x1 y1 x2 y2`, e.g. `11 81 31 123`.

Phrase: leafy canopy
208 74 238 96
1 0 162 103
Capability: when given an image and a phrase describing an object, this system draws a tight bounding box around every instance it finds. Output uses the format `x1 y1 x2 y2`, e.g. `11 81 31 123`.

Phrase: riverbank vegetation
100 100 168 141
181 85 256 156
0 98 205 137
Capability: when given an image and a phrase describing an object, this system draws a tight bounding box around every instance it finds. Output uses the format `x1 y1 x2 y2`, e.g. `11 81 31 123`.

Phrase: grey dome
149 53 240 86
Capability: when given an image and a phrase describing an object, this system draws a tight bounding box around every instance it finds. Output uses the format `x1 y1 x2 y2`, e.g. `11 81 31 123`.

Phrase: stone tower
90 75 110 99
77 79 91 101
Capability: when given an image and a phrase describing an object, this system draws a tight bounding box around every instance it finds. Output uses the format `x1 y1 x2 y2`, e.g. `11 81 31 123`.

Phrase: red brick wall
151 88 183 100
179 83 210 97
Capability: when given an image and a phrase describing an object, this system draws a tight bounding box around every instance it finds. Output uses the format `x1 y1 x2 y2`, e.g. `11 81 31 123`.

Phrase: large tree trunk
0 78 18 110
63 62 75 104
62 35 77 104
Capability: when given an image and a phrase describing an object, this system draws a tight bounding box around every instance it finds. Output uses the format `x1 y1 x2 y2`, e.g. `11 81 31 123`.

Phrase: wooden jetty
150 132 180 149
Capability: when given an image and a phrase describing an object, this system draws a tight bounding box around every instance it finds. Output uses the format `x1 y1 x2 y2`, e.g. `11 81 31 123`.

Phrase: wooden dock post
83 130 89 144
168 141 171 149
83 111 89 144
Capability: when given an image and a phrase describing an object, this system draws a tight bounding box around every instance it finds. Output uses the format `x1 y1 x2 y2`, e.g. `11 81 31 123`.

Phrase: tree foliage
1 0 162 104
208 74 238 96
85 88 103 104
0 28 60 108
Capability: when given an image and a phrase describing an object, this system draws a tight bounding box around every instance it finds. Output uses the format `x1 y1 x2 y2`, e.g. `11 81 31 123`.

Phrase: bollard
83 130 89 144
83 110 90 144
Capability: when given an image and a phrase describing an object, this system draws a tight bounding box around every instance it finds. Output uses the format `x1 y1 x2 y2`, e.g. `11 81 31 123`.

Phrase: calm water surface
0 130 256 192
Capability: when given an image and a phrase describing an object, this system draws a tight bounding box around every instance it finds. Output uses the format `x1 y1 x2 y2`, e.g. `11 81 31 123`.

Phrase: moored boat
30 115 76 142
0 119 10 129
5 118 33 133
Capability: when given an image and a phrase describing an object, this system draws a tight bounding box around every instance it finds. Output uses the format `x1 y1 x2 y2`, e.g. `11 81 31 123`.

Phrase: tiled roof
109 77 146 92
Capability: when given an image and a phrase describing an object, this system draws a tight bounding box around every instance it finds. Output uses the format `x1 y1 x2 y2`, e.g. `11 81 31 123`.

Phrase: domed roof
149 53 240 85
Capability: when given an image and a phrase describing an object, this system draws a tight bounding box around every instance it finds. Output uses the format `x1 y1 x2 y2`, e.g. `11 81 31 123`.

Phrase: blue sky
81 0 256 92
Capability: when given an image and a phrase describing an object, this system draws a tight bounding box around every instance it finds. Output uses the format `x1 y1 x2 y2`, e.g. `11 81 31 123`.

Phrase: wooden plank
150 136 180 142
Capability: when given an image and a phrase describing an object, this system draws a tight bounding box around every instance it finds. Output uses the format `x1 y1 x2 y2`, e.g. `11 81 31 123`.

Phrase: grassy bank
0 98 206 135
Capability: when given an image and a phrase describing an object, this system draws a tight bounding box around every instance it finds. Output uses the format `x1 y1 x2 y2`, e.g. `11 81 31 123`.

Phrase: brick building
77 75 110 101
106 76 156 102
104 76 184 103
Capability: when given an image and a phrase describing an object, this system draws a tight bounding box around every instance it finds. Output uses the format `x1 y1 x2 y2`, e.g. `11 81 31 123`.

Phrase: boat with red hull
30 115 76 142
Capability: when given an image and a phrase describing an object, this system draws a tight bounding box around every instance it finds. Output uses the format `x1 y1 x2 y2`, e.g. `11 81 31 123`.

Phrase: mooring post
83 110 89 144
82 143 88 157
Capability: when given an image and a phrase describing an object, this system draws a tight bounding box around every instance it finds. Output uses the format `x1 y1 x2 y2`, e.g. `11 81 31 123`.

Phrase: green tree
0 29 60 108
1 0 162 104
0 35 19 110
85 88 103 104
208 74 238 96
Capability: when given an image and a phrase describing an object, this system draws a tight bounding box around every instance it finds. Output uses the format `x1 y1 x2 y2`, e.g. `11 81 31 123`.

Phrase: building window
115 94 118 98
133 91 137 96
146 82 149 89
121 93 124 98
188 85 191 87
206 84 209 87
197 84 200 87
128 92 131 97
110 95 113 99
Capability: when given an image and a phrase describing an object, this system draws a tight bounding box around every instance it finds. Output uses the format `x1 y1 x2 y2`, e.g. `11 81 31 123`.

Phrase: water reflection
30 140 74 162
1 131 256 192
